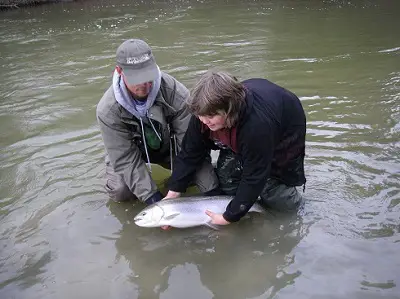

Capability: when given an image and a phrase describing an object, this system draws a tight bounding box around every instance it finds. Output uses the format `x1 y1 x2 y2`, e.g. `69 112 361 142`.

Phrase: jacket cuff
167 180 187 193
145 191 164 205
222 211 241 223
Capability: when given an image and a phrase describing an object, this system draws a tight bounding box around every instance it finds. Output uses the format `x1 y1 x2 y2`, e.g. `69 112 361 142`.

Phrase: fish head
134 204 164 227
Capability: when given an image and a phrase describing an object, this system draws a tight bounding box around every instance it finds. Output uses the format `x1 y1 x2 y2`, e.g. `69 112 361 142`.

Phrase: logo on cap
126 53 151 65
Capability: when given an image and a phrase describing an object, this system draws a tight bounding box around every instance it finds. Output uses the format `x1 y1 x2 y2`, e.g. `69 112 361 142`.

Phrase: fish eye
142 212 146 216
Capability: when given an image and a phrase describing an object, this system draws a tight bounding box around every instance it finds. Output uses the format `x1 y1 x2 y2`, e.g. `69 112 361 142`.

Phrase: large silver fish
134 195 265 229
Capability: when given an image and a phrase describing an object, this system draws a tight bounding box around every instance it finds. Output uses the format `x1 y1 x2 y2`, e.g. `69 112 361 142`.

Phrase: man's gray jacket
96 72 192 202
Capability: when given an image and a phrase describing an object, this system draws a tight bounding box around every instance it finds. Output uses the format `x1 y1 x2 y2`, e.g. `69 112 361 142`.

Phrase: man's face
198 114 227 131
122 74 152 99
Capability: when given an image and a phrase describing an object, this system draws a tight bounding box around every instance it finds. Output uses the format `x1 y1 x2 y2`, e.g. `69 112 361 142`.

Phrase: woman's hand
205 210 230 225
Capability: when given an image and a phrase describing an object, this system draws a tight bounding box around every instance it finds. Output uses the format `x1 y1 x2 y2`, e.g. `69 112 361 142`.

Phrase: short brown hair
187 70 246 128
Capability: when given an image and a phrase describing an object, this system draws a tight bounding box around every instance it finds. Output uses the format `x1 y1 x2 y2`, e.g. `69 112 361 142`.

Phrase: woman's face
198 114 227 131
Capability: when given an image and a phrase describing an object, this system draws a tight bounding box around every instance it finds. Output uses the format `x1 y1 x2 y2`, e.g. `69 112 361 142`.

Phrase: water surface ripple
0 1 399 299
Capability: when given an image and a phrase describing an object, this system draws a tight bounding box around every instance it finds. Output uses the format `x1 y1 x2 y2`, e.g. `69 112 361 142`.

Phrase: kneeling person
165 70 307 225
96 39 218 204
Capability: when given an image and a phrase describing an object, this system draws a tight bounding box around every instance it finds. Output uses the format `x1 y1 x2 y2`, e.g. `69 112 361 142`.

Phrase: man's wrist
145 191 164 205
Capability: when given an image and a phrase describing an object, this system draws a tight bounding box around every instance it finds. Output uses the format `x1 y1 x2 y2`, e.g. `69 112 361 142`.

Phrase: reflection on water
110 199 305 299
0 0 399 298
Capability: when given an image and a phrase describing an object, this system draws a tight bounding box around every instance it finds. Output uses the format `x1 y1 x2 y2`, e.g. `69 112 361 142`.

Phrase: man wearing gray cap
96 39 219 204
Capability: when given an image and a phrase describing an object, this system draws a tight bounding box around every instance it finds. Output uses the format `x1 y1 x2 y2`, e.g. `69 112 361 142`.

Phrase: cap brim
122 63 159 85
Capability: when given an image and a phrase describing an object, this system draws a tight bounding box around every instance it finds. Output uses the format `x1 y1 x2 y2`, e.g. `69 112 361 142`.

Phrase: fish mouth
133 215 142 222
134 214 149 226
134 205 164 227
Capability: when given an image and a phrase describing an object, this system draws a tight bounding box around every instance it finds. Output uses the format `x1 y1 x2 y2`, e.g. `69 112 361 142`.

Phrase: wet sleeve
223 121 275 222
97 112 158 202
168 116 209 192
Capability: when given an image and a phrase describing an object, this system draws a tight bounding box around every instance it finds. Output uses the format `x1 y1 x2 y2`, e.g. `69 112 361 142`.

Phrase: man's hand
161 190 181 230
205 210 230 225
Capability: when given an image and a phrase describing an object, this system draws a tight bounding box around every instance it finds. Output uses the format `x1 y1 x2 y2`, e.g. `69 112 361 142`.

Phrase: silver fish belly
133 195 264 228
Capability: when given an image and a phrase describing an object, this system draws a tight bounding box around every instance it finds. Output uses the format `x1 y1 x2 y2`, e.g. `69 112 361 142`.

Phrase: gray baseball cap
116 39 159 85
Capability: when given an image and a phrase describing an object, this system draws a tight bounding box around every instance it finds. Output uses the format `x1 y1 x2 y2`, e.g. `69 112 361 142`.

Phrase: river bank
0 0 73 9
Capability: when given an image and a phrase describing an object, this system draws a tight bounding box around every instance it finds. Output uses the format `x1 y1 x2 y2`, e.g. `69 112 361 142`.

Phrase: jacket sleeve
97 110 158 202
223 120 276 222
168 116 209 192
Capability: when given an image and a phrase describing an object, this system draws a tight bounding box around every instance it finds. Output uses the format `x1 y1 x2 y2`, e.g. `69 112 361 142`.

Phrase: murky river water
0 0 399 298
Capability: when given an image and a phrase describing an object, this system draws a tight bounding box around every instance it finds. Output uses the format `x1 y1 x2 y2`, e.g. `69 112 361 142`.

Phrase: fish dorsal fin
164 213 180 221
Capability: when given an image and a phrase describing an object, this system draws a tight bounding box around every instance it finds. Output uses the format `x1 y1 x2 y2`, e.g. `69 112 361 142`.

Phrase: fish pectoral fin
205 222 220 230
163 213 180 221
